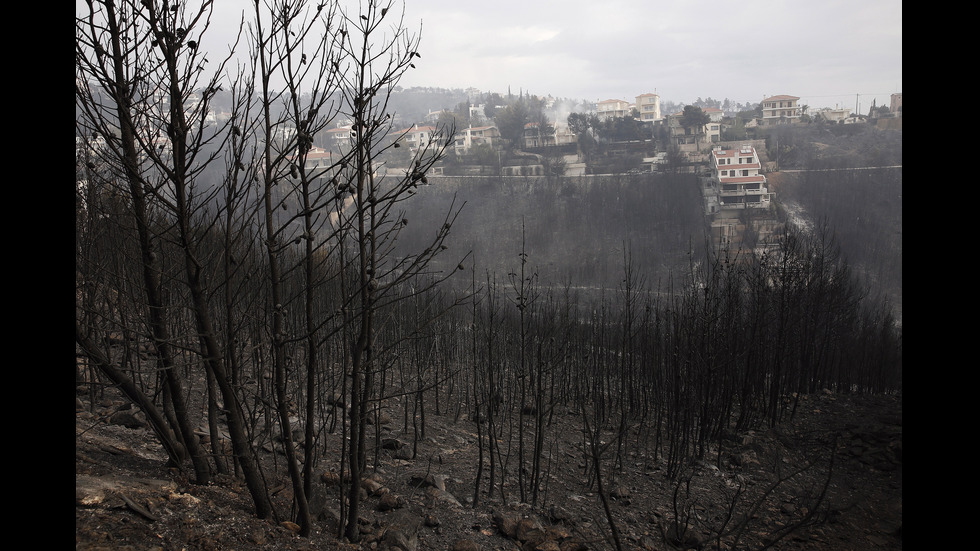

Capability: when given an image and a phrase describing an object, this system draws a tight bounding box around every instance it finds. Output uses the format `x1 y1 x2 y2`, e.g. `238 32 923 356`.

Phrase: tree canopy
681 105 710 131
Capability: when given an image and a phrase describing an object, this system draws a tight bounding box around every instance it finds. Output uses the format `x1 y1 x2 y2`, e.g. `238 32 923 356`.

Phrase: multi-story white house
393 124 442 154
761 95 800 125
596 98 631 120
469 104 489 124
710 145 771 211
635 93 661 122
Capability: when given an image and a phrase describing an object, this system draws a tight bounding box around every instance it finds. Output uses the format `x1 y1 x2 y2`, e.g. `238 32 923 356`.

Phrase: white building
321 125 354 150
709 145 771 211
453 125 500 153
811 106 851 123
394 124 442 155
635 93 661 122
596 98 631 120
761 95 801 125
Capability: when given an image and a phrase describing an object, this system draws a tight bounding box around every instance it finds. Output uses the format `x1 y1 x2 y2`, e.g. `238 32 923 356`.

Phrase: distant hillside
383 122 901 319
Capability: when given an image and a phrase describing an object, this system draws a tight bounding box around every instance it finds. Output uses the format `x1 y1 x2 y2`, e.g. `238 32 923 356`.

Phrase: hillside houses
76 75 897 184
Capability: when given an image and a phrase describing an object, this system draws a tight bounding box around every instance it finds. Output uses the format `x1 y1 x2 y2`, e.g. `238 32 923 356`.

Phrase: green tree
483 92 505 119
681 105 710 151
495 101 530 148
567 112 591 137
567 112 598 164
599 115 647 142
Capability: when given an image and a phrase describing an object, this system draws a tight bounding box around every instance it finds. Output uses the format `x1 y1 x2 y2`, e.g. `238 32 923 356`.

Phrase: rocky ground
76 386 901 550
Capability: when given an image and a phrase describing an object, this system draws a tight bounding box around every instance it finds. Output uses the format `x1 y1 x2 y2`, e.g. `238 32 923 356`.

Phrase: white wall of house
762 95 800 125
812 106 851 122
597 99 631 120
635 93 661 122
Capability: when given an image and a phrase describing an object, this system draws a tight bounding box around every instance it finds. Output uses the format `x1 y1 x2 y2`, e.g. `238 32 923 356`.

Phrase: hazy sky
206 0 902 111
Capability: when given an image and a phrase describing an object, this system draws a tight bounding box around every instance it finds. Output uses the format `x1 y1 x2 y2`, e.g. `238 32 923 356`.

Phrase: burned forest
76 1 901 549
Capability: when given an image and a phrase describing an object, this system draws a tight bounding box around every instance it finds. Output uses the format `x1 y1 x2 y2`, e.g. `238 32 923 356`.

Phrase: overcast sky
207 0 901 112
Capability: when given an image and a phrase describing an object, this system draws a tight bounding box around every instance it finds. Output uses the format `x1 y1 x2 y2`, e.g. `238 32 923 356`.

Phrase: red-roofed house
321 125 354 150
709 145 771 212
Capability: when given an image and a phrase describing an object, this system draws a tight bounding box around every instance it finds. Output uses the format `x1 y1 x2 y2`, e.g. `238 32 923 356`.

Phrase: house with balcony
453 125 500 154
393 124 442 155
469 104 489 124
522 122 550 148
519 121 578 149
320 125 355 151
703 145 776 250
635 93 662 122
597 98 631 120
293 146 335 172
666 111 709 151
709 145 771 212
761 95 800 125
